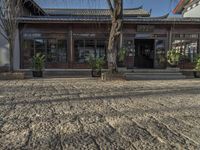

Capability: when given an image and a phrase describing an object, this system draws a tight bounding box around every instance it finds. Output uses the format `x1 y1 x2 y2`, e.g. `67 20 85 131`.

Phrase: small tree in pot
32 53 45 77
117 47 126 68
87 56 105 77
194 55 200 78
167 49 181 67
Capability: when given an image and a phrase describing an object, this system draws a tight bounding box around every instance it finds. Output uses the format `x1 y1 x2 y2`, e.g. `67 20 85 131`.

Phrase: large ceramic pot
193 71 200 78
91 69 101 77
32 71 43 77
168 63 178 68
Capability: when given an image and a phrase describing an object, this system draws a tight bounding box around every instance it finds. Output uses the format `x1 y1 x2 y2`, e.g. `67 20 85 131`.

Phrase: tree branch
106 0 114 14
0 31 8 40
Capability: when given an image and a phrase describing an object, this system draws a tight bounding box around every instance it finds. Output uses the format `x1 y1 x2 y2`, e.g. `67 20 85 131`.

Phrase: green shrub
32 53 45 71
87 56 105 71
118 47 126 62
167 49 181 66
195 56 200 71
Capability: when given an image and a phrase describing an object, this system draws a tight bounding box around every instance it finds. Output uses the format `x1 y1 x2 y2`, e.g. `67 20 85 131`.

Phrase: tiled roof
18 16 200 24
173 0 192 14
24 0 46 15
44 7 150 17
184 0 200 11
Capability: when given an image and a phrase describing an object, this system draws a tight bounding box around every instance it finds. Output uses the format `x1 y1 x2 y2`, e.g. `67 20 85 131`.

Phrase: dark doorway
134 39 154 68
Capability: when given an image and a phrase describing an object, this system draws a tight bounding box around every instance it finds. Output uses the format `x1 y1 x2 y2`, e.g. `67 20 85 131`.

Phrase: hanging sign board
135 33 152 38
137 25 154 33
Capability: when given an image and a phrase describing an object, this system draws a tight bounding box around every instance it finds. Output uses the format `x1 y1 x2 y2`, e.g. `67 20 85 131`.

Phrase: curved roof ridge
124 5 143 10
44 6 145 11
43 7 150 17
135 13 169 19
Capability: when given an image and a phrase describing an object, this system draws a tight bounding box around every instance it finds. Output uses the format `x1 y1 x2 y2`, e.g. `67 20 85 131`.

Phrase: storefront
19 15 200 70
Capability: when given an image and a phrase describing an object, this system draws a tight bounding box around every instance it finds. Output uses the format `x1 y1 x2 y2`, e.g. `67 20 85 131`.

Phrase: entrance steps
124 68 186 80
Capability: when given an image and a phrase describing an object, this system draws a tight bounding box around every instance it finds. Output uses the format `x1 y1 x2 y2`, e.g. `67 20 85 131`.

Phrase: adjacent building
1 0 200 70
173 0 200 17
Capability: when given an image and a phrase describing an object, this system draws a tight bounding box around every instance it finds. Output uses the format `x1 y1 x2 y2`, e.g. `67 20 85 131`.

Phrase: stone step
127 72 183 75
118 68 181 73
124 73 186 80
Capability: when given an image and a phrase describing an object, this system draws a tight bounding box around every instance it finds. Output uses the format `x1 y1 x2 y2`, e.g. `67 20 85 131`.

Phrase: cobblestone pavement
0 78 200 150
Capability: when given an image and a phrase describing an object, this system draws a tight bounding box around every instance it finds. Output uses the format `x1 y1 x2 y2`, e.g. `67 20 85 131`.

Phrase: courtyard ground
0 78 200 149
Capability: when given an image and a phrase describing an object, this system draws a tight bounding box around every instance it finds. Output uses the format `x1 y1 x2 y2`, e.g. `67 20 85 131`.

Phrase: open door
134 39 154 68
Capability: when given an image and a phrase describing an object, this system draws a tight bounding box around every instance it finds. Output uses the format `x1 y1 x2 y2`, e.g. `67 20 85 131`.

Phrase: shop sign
135 33 152 38
137 25 154 33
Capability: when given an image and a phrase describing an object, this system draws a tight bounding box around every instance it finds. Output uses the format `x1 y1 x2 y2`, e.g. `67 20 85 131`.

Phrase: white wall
0 31 9 66
184 4 200 17
0 29 20 70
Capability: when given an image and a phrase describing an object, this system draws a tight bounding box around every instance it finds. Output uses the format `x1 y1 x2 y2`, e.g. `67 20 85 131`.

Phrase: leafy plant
87 56 105 71
32 53 45 71
167 49 181 66
195 57 200 71
194 54 200 63
157 54 166 64
118 47 126 62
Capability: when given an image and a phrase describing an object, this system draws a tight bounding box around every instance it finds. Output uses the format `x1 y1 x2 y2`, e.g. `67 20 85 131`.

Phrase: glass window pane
96 40 106 58
155 40 166 68
57 40 67 63
35 39 46 55
75 40 85 63
85 40 95 59
22 40 34 68
172 40 198 63
47 39 57 63
46 39 67 64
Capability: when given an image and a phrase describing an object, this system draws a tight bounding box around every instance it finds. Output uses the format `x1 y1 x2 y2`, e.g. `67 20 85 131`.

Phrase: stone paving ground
0 78 200 150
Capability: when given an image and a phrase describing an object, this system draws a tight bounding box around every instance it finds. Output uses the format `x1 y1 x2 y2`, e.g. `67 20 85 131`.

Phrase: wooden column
69 26 73 68
120 0 123 49
168 26 173 51
120 30 123 48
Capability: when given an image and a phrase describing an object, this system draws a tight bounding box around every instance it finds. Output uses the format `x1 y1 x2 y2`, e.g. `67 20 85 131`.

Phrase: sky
35 0 180 16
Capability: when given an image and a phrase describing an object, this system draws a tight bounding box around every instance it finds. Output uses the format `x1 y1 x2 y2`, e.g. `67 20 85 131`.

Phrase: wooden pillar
69 26 73 68
168 26 173 51
120 30 123 48
120 0 123 49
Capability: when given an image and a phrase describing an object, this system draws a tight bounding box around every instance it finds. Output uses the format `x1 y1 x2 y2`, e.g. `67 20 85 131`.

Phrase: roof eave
25 0 47 16
18 18 200 25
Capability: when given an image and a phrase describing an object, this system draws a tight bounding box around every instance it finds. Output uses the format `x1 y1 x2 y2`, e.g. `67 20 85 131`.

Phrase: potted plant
157 54 167 69
87 56 105 77
193 55 200 78
167 49 181 68
117 47 126 67
32 53 45 77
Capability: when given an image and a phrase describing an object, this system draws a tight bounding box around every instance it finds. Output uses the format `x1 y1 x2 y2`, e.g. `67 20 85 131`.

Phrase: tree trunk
9 39 14 72
107 0 123 72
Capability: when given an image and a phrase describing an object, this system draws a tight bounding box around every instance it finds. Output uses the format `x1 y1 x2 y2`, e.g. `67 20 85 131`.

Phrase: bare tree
0 0 23 72
106 0 123 72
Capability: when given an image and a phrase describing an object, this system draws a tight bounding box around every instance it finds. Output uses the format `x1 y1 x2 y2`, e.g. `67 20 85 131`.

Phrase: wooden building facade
16 1 200 70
